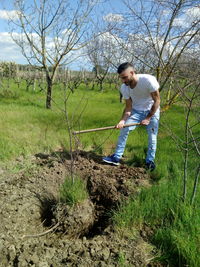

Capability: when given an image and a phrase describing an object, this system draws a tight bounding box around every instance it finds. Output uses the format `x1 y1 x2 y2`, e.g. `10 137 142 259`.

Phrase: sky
0 1 199 70
0 0 124 70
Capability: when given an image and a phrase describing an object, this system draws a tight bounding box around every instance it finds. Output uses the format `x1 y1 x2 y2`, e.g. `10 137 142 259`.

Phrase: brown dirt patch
0 150 155 266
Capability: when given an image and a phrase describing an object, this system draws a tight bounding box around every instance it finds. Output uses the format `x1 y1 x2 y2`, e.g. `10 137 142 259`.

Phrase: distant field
0 79 199 266
0 79 197 169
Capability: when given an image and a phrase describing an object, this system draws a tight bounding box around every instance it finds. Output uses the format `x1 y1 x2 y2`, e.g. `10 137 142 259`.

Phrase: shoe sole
102 159 120 166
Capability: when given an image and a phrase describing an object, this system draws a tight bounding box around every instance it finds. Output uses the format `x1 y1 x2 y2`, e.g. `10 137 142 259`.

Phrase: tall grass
113 162 200 266
59 176 88 206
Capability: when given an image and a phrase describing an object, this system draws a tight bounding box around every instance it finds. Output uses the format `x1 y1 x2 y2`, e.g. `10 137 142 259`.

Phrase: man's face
119 67 135 86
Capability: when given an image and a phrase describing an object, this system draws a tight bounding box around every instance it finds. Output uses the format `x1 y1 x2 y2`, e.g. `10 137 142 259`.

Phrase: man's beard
125 80 131 86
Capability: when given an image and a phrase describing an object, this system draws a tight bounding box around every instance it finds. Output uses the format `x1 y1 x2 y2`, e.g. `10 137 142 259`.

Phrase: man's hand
140 118 150 125
116 120 125 129
140 90 160 126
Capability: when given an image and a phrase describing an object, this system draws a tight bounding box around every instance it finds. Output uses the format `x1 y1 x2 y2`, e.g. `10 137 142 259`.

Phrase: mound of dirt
0 150 155 266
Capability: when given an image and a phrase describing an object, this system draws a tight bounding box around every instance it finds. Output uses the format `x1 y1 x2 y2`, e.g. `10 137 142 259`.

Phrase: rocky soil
0 150 156 267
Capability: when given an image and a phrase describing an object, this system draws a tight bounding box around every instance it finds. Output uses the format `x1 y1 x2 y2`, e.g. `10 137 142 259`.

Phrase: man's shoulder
137 74 159 91
137 74 157 81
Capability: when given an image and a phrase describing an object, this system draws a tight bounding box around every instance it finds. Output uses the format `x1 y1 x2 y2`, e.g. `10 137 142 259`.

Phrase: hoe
73 123 140 135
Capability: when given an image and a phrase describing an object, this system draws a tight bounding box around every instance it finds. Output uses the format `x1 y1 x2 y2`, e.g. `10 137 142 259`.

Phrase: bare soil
0 150 156 267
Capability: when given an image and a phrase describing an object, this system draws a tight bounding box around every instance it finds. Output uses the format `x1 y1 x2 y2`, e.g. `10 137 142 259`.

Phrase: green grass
117 251 130 267
113 161 200 266
0 78 199 266
59 176 88 206
0 79 123 160
0 81 70 160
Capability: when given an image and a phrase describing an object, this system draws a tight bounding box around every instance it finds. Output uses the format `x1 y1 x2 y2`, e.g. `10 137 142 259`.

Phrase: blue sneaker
102 154 120 166
145 161 156 171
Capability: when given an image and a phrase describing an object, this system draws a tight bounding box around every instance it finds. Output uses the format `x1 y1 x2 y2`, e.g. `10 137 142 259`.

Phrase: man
103 62 160 171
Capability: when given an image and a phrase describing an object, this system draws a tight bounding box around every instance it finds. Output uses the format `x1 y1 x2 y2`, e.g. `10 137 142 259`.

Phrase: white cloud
0 32 26 63
0 31 88 69
61 28 73 35
98 31 120 44
173 17 185 27
186 6 200 21
173 6 200 27
0 10 19 21
103 13 124 22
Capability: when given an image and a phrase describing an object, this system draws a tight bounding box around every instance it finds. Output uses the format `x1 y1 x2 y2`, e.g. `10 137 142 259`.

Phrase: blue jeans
115 109 160 163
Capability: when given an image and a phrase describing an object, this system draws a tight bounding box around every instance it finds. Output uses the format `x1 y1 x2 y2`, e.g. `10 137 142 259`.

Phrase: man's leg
114 110 142 158
146 111 160 167
103 113 140 165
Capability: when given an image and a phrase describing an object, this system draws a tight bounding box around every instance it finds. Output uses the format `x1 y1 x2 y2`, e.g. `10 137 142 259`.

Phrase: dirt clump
52 199 95 237
0 150 154 266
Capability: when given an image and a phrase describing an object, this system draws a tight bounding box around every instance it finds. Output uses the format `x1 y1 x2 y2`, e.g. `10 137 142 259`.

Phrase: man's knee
147 120 159 135
120 127 130 137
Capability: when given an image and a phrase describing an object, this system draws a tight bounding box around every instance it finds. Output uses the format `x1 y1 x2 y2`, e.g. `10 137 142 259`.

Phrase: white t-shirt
120 74 159 111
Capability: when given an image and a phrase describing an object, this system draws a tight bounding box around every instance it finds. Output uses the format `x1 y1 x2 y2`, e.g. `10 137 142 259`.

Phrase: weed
59 176 88 206
117 251 127 267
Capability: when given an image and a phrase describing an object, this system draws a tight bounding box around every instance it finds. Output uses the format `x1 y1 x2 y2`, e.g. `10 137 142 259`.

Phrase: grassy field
0 79 199 266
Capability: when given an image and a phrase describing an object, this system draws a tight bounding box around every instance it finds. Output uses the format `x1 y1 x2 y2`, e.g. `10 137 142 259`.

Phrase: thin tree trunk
183 95 192 202
46 76 52 109
99 80 103 91
183 146 188 202
33 78 36 91
64 89 75 182
191 164 200 205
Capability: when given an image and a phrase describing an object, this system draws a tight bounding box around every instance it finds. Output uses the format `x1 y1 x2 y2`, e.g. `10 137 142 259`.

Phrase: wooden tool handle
73 123 140 135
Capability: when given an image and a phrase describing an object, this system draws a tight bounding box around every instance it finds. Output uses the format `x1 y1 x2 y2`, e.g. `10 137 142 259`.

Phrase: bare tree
86 29 119 91
160 76 200 204
86 29 136 91
107 0 200 107
9 0 99 108
180 80 200 203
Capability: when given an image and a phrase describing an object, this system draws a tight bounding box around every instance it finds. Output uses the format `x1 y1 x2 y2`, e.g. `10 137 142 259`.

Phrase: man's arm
141 90 160 125
116 98 132 129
